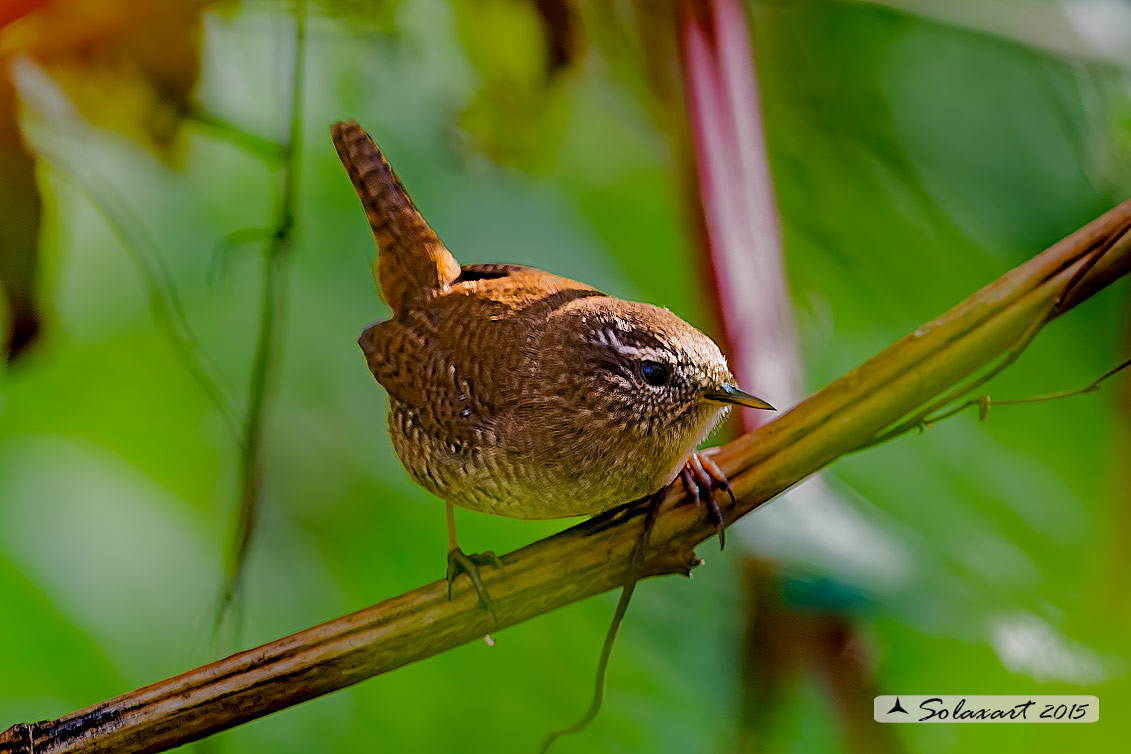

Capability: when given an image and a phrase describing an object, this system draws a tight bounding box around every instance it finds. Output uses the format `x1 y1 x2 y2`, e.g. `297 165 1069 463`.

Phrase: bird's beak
702 383 775 411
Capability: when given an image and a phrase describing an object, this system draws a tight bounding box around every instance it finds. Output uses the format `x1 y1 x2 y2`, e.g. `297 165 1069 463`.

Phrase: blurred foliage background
2 0 1130 752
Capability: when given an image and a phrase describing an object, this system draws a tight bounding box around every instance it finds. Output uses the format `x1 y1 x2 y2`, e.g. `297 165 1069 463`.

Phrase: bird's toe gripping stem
446 547 504 615
680 449 735 550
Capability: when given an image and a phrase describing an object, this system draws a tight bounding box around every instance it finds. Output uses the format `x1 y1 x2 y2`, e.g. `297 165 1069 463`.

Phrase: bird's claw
446 547 503 618
680 450 734 550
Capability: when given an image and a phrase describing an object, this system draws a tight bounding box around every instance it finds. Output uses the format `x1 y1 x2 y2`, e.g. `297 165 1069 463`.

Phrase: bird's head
543 298 774 448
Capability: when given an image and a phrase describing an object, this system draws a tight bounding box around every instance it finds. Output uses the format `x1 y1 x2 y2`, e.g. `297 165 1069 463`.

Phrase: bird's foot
446 547 504 615
680 449 735 551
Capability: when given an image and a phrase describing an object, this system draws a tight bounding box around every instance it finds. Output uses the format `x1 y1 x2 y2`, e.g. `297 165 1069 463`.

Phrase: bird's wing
359 269 603 446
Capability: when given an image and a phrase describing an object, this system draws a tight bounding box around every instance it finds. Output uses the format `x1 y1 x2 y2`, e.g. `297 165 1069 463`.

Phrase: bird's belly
388 403 677 519
405 445 660 520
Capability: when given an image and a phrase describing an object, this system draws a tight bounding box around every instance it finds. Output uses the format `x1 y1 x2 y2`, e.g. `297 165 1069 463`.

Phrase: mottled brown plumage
332 121 772 605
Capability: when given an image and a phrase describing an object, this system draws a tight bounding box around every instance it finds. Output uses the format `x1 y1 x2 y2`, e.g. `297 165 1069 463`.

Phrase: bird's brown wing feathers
359 269 604 446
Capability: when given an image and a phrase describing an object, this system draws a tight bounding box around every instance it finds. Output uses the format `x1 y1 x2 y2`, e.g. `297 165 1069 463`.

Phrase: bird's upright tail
331 120 461 315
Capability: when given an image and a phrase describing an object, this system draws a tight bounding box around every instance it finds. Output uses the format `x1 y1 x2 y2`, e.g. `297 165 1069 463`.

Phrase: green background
2 1 1129 752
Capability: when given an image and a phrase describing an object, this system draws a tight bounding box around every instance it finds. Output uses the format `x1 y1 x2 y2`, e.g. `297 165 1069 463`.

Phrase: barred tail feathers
331 121 460 314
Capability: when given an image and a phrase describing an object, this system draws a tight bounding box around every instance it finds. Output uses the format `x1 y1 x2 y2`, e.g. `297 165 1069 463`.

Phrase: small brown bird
331 121 773 609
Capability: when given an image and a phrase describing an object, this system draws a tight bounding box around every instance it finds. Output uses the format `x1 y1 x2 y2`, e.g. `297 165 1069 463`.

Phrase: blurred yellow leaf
1 0 216 157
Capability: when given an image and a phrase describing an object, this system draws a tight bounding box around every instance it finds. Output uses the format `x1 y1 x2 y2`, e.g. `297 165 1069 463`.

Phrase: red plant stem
681 0 802 430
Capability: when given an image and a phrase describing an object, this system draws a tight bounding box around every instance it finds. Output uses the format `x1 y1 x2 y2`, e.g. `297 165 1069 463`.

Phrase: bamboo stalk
3 199 1131 754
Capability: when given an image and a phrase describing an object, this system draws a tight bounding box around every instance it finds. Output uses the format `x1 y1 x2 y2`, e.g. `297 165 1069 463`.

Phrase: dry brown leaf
0 68 42 361
0 0 51 31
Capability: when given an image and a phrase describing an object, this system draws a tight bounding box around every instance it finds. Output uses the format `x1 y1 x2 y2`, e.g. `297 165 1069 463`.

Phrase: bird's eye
639 360 670 387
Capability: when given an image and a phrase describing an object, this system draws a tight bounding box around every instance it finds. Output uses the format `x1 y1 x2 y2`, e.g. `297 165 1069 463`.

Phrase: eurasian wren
331 121 773 609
